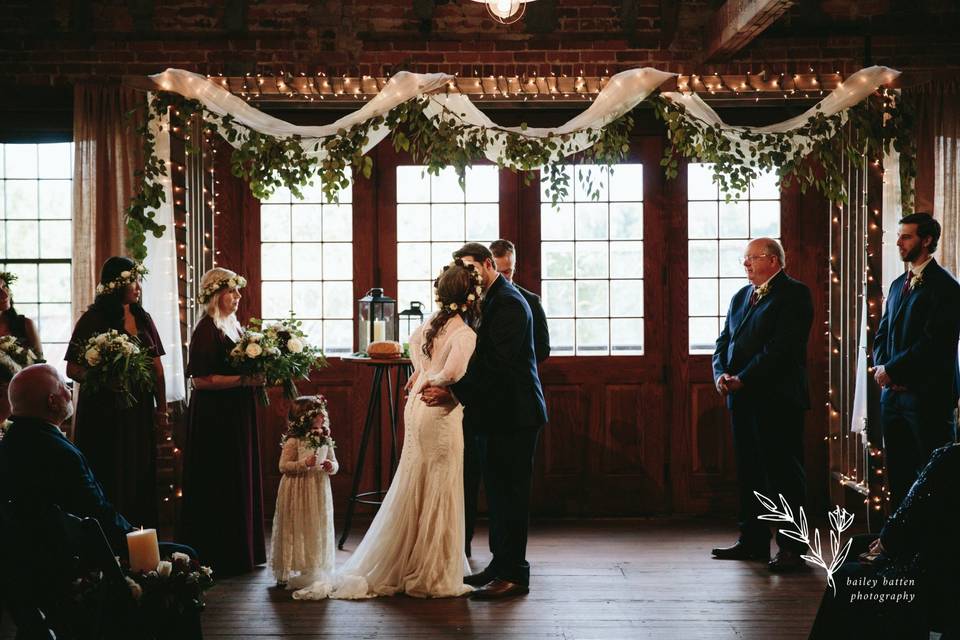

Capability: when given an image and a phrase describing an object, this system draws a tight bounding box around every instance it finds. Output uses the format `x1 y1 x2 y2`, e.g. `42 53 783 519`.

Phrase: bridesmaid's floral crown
198 274 247 304
0 272 17 288
95 263 148 296
434 259 484 315
282 395 335 450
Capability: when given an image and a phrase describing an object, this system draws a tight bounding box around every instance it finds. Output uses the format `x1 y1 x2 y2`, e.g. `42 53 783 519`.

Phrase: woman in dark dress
179 267 266 577
65 256 168 528
809 443 960 639
0 271 43 422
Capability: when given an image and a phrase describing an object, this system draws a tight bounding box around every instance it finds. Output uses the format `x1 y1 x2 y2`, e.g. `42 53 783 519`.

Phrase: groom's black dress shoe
470 579 529 600
711 541 770 561
464 570 495 587
768 550 811 573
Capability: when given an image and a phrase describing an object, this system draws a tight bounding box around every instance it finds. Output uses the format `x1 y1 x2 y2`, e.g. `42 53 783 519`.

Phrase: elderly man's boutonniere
754 282 772 302
909 270 924 291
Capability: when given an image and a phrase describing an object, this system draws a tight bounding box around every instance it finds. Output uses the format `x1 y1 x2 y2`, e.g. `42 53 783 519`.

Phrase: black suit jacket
450 275 548 431
0 416 133 551
514 283 550 363
712 270 814 410
873 259 960 412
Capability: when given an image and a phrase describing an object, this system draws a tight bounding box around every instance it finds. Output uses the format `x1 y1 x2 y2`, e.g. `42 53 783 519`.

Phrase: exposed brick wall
1 0 958 88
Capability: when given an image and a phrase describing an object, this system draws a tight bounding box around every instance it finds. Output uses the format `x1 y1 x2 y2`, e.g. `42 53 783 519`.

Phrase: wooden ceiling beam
705 0 797 62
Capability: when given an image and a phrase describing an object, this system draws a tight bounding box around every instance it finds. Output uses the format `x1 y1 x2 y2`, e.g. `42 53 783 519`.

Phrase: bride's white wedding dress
292 314 476 600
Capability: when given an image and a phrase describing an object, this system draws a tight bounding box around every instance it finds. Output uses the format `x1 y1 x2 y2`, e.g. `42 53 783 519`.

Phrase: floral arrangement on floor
229 316 328 405
70 552 214 638
0 335 42 379
75 330 154 408
281 395 335 451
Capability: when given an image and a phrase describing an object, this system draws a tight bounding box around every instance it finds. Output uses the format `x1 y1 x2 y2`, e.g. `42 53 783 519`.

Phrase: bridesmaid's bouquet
228 317 327 405
0 335 41 379
76 330 154 408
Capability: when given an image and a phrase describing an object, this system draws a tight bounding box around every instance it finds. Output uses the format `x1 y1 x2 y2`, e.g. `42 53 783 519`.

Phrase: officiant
710 238 814 572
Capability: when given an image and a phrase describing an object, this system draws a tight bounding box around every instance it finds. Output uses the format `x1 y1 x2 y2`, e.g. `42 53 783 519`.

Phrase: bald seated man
0 364 192 557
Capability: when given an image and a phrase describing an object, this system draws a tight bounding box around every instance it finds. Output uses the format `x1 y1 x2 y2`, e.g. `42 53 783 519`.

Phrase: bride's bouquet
76 330 154 408
0 335 41 380
229 317 327 405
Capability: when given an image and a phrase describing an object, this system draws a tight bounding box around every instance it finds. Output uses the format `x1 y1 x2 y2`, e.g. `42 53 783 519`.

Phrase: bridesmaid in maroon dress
179 267 266 576
0 271 43 422
65 256 169 528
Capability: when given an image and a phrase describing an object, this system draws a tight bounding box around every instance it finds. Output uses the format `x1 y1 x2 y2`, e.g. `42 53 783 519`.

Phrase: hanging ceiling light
470 0 536 25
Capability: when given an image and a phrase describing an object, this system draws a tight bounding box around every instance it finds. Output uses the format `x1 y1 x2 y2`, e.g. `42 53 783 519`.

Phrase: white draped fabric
140 98 186 402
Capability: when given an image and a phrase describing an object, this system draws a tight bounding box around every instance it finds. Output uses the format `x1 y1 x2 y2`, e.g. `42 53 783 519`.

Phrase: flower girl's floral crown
198 274 247 304
95 263 148 296
282 395 333 447
0 272 17 288
434 259 484 315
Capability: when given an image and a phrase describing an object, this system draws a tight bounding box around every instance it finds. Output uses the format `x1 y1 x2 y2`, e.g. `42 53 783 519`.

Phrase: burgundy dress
179 314 266 576
65 307 163 528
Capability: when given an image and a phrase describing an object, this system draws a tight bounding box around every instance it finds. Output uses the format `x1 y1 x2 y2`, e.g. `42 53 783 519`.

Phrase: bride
293 260 482 599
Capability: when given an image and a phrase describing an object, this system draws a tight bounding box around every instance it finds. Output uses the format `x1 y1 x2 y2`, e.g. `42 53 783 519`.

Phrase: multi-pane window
260 171 353 355
540 164 644 356
687 163 781 354
0 143 73 373
395 165 499 315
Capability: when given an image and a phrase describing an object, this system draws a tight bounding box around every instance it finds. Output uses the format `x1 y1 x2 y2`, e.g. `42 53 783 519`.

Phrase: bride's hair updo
422 260 482 359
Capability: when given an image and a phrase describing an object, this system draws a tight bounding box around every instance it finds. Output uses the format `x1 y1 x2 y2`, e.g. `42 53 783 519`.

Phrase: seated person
808 443 959 640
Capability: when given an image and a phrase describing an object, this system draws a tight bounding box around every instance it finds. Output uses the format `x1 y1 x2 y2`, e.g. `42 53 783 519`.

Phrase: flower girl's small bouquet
76 330 154 408
0 335 41 380
229 317 327 405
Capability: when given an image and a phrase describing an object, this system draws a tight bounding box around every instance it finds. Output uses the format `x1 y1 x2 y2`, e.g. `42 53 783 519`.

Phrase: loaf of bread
367 340 402 358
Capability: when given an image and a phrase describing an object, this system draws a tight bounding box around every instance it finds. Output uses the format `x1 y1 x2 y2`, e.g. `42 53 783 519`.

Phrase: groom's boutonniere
754 282 772 301
909 270 924 290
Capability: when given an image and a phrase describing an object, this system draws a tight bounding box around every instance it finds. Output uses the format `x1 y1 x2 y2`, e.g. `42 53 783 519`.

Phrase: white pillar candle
127 527 160 573
372 320 386 342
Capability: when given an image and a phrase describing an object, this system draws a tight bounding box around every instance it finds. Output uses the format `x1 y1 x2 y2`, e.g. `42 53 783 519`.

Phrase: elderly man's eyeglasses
742 254 773 263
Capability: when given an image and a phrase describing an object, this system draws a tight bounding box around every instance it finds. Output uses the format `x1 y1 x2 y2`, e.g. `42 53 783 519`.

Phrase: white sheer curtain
140 97 185 402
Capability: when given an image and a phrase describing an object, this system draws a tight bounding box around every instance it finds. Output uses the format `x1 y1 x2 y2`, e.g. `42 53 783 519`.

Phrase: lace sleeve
278 438 307 475
409 319 427 374
324 445 339 475
426 328 477 387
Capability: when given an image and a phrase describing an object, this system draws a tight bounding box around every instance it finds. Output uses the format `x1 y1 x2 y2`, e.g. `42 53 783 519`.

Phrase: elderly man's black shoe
464 570 495 587
470 579 529 600
711 541 770 561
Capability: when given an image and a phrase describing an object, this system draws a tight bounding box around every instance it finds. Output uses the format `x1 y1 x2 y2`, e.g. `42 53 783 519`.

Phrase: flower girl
269 394 339 588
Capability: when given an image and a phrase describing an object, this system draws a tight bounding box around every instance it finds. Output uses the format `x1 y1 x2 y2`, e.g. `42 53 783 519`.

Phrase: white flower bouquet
75 330 154 408
229 316 328 405
0 335 41 380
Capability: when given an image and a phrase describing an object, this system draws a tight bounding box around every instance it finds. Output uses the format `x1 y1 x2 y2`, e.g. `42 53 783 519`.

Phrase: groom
422 242 548 600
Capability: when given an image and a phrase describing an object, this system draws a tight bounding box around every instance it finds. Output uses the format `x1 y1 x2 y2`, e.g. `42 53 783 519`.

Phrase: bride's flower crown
434 259 484 315
95 263 148 296
0 271 17 288
198 274 247 304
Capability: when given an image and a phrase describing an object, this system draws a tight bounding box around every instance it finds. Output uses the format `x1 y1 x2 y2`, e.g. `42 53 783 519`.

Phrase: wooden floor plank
1 518 825 639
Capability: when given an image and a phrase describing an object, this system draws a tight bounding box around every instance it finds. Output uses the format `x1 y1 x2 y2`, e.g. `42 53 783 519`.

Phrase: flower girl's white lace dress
293 314 476 599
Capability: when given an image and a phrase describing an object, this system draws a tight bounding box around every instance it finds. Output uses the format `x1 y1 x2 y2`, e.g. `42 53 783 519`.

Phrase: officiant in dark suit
872 212 960 511
422 242 548 600
711 238 813 572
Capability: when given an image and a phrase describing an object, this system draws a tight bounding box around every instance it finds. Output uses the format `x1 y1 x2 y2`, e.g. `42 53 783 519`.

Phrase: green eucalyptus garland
124 88 914 261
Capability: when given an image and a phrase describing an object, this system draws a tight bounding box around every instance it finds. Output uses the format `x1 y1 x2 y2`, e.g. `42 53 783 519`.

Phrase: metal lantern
357 288 398 353
398 301 425 347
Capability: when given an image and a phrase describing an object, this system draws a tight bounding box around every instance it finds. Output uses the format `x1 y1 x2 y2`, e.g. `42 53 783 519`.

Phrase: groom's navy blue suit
451 274 547 586
713 270 813 554
873 258 960 510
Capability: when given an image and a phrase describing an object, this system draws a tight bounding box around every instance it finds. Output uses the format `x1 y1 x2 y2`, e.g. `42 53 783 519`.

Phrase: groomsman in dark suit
711 238 814 572
456 240 551 559
873 212 960 511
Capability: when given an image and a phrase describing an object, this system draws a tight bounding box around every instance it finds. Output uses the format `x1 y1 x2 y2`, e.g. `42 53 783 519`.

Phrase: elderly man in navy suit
711 238 814 573
873 212 960 511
